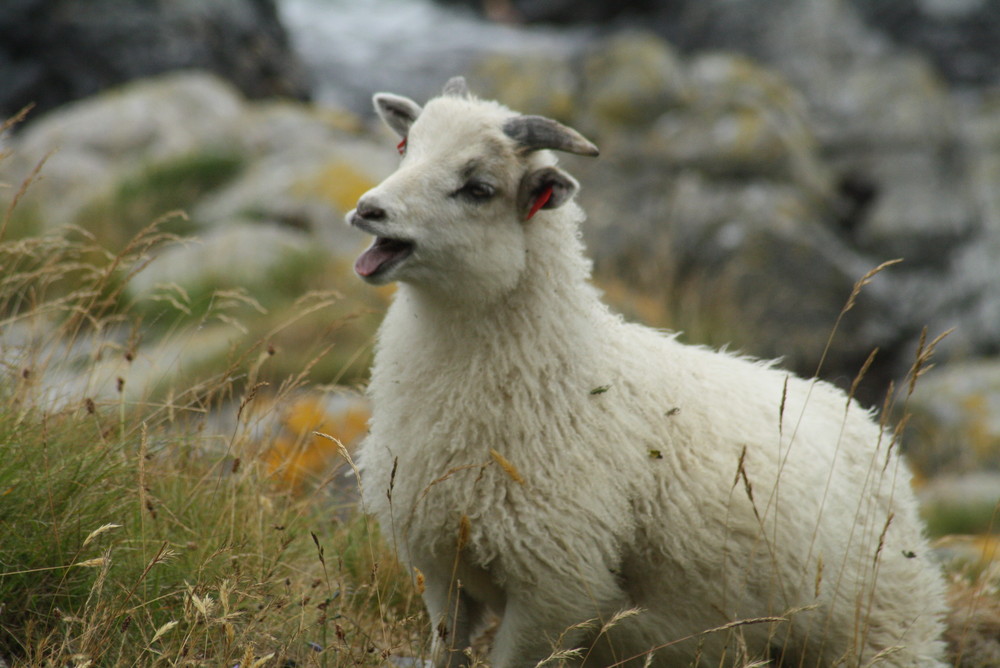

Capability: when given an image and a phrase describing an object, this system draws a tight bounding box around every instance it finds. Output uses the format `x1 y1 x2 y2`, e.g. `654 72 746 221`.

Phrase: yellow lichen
263 395 370 491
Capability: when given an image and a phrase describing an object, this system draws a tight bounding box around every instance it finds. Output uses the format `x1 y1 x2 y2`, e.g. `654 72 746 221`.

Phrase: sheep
346 76 949 667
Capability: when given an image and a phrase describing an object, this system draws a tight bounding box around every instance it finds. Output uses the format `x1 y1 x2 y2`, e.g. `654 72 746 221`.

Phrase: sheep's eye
457 181 496 202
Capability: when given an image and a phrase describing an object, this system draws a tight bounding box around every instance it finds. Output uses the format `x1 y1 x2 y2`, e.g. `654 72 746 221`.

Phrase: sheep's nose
357 199 387 221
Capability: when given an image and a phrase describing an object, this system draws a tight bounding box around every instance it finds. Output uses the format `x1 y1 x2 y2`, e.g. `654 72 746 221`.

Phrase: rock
806 55 955 149
434 0 651 24
576 164 901 401
471 52 580 123
881 227 1000 365
4 72 248 228
14 318 244 409
850 0 1000 86
931 238 1000 359
958 91 1000 236
1 72 383 254
191 101 394 252
579 32 689 130
845 149 978 263
905 357 1000 474
643 53 828 192
667 184 900 395
0 0 309 121
126 221 316 301
0 70 394 397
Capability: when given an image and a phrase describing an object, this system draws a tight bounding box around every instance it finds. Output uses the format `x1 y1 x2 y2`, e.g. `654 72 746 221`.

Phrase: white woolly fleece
353 87 949 668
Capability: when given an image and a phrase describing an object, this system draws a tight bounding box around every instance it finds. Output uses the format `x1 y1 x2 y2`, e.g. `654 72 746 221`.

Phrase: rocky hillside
1 0 998 518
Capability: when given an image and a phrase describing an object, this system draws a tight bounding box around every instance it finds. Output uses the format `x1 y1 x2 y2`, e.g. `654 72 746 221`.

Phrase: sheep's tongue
355 237 410 277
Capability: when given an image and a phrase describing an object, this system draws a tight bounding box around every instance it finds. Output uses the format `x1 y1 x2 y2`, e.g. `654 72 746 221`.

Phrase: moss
75 151 245 249
921 500 1000 538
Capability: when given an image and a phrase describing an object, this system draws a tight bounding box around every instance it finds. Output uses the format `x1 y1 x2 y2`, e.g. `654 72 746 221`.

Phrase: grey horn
443 76 470 97
502 115 599 157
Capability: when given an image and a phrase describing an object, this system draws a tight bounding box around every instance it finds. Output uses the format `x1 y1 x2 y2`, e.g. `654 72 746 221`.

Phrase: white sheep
347 77 949 667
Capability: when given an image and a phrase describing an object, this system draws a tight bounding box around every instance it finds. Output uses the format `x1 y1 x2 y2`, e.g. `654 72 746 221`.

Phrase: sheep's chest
360 377 639 594
361 293 644 582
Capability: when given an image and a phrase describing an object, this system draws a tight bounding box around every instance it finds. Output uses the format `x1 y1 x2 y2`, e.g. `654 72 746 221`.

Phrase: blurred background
1 0 999 532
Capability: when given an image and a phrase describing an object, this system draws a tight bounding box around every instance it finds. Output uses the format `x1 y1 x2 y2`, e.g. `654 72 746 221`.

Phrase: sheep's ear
503 115 599 157
517 166 579 221
373 93 422 138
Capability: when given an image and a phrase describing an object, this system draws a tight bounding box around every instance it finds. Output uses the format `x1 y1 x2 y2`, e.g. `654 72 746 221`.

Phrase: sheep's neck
388 220 606 366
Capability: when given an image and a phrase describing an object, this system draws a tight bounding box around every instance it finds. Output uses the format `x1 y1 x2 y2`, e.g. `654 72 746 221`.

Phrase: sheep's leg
489 583 626 668
424 576 485 668
489 597 590 668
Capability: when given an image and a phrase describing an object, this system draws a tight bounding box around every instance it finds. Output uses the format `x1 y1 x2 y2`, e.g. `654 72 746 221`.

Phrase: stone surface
906 358 1000 473
850 0 1000 85
126 222 314 299
6 73 248 228
471 52 580 123
578 31 689 130
0 0 309 121
848 149 977 263
645 54 827 190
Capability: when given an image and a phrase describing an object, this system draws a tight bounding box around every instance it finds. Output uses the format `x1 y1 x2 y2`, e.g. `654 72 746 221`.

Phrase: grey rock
850 0 1000 85
3 72 247 228
806 55 955 150
576 166 900 401
0 0 309 121
845 149 978 263
470 50 581 123
644 53 829 193
126 221 314 299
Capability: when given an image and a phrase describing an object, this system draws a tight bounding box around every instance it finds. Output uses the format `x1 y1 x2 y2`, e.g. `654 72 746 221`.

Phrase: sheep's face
346 77 598 302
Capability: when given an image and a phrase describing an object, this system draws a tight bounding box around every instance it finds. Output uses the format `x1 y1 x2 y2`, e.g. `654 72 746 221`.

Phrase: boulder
905 357 1000 475
845 149 977 264
643 53 828 192
0 0 309 121
126 221 316 302
804 55 955 149
471 52 580 123
4 73 248 229
849 0 1000 86
578 31 689 130
0 72 384 255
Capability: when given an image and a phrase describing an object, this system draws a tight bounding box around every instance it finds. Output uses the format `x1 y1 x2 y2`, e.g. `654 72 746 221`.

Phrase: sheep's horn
503 115 599 157
443 76 470 97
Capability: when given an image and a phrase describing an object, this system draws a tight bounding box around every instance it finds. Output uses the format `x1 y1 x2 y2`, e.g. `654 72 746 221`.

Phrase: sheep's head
346 77 598 301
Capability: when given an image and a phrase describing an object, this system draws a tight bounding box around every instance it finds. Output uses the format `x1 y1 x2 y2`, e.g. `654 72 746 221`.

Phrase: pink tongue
355 239 406 277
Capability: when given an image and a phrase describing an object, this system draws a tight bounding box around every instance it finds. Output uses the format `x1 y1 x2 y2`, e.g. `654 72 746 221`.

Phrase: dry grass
0 145 428 666
0 220 429 664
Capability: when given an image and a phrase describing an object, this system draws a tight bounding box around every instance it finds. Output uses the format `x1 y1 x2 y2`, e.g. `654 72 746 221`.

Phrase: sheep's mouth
354 236 415 278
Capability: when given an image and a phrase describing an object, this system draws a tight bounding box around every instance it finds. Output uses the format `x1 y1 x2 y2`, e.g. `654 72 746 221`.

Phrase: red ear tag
525 185 553 220
397 137 407 155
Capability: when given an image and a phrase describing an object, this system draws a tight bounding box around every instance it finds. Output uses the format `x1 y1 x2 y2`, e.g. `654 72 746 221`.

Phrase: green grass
0 240 426 664
0 399 424 665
